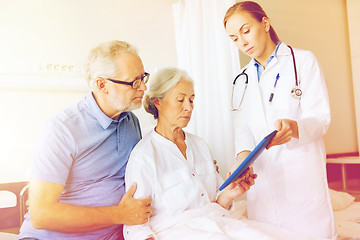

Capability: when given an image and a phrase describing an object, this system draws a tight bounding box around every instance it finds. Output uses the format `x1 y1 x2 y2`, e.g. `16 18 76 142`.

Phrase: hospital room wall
0 0 178 183
346 0 360 155
0 0 358 183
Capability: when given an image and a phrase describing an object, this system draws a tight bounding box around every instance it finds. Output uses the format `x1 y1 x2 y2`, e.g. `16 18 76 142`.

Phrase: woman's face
156 80 195 129
225 11 272 61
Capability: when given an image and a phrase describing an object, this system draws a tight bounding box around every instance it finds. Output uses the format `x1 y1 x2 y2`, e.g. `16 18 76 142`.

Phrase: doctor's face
225 12 272 62
156 80 195 129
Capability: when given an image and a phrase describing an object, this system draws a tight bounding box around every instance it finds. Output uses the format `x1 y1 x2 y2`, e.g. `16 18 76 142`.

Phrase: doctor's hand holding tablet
266 119 299 149
223 1 336 239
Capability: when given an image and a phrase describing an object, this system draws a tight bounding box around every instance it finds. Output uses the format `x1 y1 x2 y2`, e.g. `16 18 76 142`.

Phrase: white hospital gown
123 130 324 240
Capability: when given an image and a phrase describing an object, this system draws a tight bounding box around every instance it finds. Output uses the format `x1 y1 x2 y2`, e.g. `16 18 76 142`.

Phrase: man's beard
112 98 142 113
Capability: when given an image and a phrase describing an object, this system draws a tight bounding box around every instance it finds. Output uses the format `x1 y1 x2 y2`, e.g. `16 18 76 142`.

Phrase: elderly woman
123 68 316 240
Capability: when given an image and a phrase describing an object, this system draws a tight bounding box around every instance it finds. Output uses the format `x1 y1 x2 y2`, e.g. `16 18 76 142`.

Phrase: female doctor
223 1 336 239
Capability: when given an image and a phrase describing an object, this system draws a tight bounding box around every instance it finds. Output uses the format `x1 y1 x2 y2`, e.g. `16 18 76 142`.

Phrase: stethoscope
231 45 302 111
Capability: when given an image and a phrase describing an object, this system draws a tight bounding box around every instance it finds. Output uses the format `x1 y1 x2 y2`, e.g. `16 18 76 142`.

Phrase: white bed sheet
231 189 360 240
334 201 360 240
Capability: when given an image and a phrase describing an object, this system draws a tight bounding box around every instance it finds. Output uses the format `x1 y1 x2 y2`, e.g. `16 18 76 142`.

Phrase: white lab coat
233 42 336 239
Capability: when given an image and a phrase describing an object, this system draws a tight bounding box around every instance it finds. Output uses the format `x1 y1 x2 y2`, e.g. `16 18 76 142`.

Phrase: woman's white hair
84 40 138 90
143 67 194 119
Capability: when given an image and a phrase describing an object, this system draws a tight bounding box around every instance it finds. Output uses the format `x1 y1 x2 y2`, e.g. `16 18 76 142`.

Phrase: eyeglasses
105 72 150 89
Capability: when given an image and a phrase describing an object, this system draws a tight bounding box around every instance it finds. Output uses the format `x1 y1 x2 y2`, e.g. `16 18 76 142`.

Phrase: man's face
104 54 147 119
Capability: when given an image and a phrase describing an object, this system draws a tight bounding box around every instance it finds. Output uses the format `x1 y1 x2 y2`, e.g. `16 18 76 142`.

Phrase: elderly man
18 40 152 240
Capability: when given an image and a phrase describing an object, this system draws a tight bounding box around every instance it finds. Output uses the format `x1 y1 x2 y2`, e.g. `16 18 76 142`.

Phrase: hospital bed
231 189 360 240
1 188 358 239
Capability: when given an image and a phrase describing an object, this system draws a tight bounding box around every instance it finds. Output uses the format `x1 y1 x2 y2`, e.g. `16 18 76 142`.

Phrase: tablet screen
219 130 277 191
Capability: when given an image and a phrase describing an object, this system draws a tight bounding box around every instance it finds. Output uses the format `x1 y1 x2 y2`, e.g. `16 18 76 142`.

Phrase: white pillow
329 188 355 211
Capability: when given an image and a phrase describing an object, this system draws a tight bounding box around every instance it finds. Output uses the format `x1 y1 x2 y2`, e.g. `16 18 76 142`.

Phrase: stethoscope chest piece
291 87 302 99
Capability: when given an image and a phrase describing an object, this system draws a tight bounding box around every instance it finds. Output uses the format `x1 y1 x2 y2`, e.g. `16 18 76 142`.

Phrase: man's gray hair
84 40 138 90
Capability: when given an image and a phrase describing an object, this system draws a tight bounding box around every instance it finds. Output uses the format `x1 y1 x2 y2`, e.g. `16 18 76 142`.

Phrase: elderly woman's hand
232 166 257 191
227 166 257 195
216 166 257 210
229 151 257 189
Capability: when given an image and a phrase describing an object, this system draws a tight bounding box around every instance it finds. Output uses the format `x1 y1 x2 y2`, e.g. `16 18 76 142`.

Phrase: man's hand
267 119 299 149
29 180 152 233
116 183 152 225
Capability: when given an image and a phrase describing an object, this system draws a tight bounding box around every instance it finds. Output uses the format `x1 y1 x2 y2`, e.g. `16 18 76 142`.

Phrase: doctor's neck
255 40 277 68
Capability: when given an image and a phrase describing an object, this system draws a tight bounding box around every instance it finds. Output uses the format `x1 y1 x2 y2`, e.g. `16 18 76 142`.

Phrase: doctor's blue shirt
254 41 282 81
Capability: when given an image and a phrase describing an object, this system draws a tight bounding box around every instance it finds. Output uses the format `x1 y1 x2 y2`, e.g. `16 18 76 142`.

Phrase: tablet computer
219 130 277 191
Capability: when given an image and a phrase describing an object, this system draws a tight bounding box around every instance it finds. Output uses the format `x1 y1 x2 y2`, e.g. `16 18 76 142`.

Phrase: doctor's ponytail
223 1 280 44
